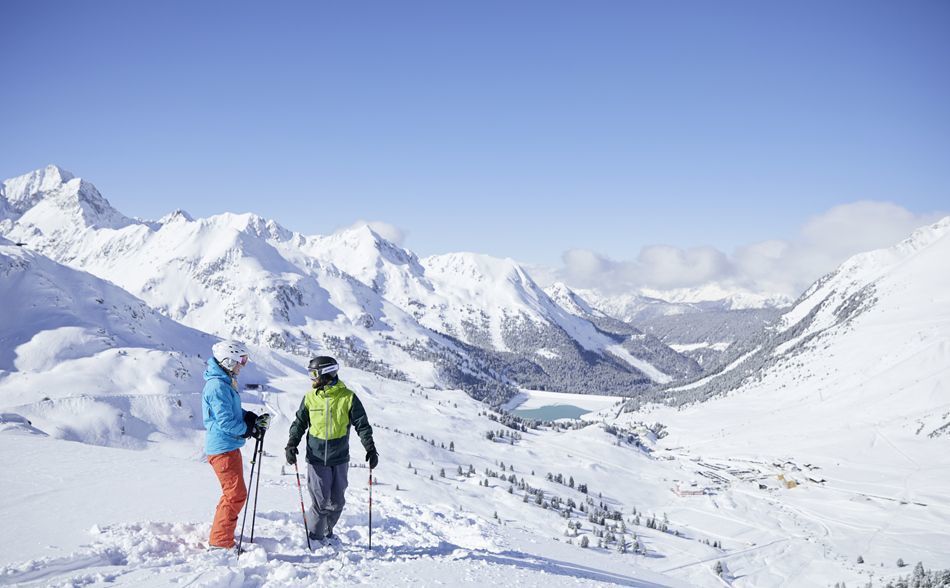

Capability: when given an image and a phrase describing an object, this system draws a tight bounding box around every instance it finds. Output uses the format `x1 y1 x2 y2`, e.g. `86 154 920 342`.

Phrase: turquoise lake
511 404 590 421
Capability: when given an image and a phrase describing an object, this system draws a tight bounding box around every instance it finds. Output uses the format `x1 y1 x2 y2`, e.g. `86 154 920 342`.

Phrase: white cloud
555 246 732 293
799 201 938 259
534 202 947 300
636 245 732 289
562 249 614 283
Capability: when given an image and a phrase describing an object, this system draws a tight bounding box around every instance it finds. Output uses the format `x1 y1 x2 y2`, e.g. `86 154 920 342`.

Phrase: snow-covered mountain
578 285 792 324
0 164 132 233
0 235 215 451
302 226 693 391
647 215 950 437
0 169 516 398
0 166 695 396
572 286 785 369
545 282 703 382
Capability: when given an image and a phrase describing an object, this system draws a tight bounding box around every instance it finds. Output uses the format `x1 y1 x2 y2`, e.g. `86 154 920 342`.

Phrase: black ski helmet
308 356 339 386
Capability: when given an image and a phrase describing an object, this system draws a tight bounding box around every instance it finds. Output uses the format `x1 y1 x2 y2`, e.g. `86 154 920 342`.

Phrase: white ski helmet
212 340 250 372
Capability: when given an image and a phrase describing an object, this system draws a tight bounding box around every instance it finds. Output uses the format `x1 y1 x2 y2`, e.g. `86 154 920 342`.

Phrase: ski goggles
238 354 249 366
310 365 339 379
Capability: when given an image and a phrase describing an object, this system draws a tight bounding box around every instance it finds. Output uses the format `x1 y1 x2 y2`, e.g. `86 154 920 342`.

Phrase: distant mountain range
1 165 772 399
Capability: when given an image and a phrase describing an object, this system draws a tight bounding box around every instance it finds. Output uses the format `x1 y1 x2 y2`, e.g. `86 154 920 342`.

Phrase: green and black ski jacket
287 379 375 467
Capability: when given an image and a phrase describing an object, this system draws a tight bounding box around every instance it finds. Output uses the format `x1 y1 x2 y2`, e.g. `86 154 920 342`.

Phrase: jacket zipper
324 393 329 465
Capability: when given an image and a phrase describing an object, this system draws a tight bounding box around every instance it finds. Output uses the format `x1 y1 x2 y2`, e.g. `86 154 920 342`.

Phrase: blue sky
2 1 948 280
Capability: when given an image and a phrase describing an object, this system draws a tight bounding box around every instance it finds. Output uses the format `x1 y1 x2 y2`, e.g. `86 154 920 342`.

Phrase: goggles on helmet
310 364 339 379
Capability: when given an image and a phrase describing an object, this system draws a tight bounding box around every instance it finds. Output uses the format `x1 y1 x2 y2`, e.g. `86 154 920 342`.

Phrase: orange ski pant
208 449 247 548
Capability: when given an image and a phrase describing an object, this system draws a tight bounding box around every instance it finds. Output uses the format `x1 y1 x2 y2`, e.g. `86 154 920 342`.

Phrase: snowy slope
603 218 950 583
0 372 699 587
5 345 945 587
0 236 215 451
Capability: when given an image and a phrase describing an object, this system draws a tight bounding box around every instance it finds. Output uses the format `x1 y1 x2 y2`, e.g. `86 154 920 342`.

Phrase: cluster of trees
881 562 950 588
396 338 517 406
375 424 454 453
545 420 596 433
568 512 644 554
639 307 779 369
587 504 623 526
602 424 644 448
497 316 657 395
322 334 410 382
545 471 588 494
484 410 537 432
485 428 523 443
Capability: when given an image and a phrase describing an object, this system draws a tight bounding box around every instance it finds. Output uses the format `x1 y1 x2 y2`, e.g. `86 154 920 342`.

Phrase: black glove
242 411 256 438
254 413 271 438
285 445 298 465
366 448 379 469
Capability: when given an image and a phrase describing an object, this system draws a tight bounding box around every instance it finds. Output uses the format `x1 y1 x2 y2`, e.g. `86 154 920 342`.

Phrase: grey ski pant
306 462 348 538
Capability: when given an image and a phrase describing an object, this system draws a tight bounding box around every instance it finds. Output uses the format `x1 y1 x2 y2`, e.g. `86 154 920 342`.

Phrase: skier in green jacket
285 356 378 544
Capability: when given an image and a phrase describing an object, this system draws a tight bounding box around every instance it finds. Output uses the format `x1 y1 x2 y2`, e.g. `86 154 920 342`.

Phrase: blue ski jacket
202 357 248 456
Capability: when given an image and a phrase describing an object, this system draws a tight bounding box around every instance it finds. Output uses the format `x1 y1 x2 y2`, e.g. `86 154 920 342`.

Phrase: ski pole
237 433 262 555
294 460 312 551
249 428 266 543
368 466 373 550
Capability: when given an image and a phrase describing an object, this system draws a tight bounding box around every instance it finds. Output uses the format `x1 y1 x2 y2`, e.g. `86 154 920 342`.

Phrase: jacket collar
204 357 234 385
313 379 345 398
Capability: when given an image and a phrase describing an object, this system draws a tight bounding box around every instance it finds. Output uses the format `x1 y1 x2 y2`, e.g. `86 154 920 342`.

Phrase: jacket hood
204 356 232 383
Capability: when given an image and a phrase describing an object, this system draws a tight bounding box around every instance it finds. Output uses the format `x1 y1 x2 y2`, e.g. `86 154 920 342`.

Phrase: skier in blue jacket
202 340 269 549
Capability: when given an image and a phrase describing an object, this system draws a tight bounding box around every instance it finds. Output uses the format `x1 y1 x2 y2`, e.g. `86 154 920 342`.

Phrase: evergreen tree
580 535 589 548
714 561 724 577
